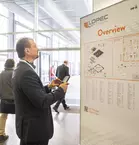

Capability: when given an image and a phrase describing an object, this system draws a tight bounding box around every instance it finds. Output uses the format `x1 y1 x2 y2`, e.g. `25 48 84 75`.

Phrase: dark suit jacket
0 69 14 100
12 61 65 143
56 64 70 80
0 69 15 114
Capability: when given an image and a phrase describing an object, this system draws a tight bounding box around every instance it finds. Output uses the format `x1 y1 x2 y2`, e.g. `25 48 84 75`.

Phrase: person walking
53 60 70 113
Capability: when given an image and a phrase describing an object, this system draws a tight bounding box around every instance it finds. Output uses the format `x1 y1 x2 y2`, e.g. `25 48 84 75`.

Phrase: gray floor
0 112 80 145
65 76 80 106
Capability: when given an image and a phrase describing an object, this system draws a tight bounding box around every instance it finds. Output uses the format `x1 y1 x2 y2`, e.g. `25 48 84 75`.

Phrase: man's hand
59 82 68 93
48 78 62 88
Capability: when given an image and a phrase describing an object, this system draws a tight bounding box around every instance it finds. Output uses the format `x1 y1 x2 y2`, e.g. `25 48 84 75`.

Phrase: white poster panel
81 0 139 145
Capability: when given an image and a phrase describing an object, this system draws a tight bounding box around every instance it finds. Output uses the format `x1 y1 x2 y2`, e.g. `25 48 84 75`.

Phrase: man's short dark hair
16 37 33 58
64 60 68 64
5 59 15 68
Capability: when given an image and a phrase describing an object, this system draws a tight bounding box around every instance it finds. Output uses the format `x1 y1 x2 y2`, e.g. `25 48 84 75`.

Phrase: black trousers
54 98 67 109
0 99 15 114
20 140 49 145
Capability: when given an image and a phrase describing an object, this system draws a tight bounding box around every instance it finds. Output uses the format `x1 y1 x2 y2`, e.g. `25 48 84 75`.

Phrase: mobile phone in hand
62 76 70 82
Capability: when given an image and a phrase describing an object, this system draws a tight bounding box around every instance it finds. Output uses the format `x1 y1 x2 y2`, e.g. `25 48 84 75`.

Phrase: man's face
25 40 39 60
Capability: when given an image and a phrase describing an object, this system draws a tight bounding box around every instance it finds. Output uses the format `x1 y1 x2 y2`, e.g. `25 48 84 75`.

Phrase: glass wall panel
39 52 50 84
15 24 33 42
44 50 80 106
0 52 7 72
37 34 47 48
0 5 8 50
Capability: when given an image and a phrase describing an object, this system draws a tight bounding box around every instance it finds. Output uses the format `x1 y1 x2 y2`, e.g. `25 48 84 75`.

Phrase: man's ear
25 48 30 54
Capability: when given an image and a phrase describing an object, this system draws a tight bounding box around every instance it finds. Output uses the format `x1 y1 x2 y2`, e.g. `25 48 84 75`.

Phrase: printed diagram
87 43 105 75
113 35 139 80
93 64 104 72
93 49 104 57
85 34 139 80
85 40 113 77
88 64 104 76
123 38 139 62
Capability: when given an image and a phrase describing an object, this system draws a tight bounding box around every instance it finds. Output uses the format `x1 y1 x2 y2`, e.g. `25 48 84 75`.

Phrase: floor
65 75 80 106
0 112 80 145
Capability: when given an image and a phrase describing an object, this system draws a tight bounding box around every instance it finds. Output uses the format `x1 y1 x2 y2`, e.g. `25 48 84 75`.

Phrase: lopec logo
84 14 108 28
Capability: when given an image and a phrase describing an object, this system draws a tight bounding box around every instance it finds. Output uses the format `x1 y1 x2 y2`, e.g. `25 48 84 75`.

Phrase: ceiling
0 0 90 44
18 0 89 28
0 0 124 44
51 0 89 28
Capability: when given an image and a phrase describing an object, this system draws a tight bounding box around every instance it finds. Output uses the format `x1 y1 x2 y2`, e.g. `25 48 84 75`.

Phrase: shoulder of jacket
0 70 8 75
19 70 38 83
15 63 35 77
23 69 36 75
64 65 68 68
19 62 33 71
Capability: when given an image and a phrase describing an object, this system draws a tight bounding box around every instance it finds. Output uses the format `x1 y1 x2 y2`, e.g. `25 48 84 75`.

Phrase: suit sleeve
44 85 51 93
21 70 65 109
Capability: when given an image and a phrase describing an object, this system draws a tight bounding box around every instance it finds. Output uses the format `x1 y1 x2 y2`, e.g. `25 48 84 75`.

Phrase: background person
50 65 55 81
53 60 70 113
0 59 15 143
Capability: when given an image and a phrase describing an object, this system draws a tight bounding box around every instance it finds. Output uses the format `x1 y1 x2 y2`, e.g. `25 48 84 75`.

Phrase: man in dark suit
53 60 70 113
12 38 68 145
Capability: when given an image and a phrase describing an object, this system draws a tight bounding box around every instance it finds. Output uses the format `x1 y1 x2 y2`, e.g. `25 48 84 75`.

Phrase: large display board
80 0 139 144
